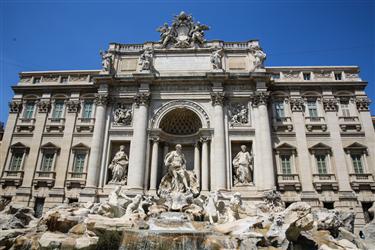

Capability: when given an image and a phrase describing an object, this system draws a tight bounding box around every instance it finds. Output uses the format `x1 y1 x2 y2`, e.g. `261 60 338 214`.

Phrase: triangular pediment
309 142 331 150
275 143 296 150
72 143 90 150
40 142 60 150
344 142 367 150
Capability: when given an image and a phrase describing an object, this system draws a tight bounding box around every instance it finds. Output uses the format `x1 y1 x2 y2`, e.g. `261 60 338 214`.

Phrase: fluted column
149 137 159 190
200 137 210 191
210 92 226 190
193 142 201 183
127 92 150 190
252 91 275 190
85 92 108 188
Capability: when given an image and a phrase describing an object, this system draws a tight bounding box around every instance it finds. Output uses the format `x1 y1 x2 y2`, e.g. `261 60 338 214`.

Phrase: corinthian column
149 137 160 191
85 91 108 189
200 137 210 191
127 92 150 191
210 92 227 190
252 91 275 190
193 142 201 183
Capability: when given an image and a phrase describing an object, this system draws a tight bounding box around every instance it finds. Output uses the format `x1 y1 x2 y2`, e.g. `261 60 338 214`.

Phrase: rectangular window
307 101 318 118
9 152 23 171
315 154 327 174
41 153 54 172
334 73 342 81
33 77 41 84
73 153 86 173
52 101 64 119
351 154 364 174
24 102 35 119
280 155 292 174
60 76 68 83
303 73 311 80
340 102 350 117
274 101 285 120
82 101 93 119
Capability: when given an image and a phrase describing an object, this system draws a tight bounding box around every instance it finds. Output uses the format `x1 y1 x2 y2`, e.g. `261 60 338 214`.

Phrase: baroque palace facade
0 12 374 230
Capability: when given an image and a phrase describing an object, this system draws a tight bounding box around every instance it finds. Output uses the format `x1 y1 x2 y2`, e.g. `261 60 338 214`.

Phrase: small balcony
277 174 301 191
338 116 361 132
272 117 293 132
313 173 338 191
32 171 56 187
66 172 87 188
76 118 95 132
0 170 24 186
16 118 36 132
45 118 65 132
305 117 327 132
349 173 375 191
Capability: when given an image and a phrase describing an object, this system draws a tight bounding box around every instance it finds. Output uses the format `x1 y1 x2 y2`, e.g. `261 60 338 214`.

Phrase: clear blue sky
1 0 374 123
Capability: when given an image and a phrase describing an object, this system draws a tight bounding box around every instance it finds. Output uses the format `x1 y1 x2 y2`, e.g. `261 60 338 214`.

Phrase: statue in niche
158 144 200 210
113 104 132 125
100 50 113 73
139 47 154 71
210 48 224 70
108 145 129 184
229 104 248 126
232 145 253 185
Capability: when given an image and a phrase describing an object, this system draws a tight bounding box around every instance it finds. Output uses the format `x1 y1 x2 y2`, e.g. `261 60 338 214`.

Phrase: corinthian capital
94 93 109 106
289 98 305 112
355 97 371 112
210 92 225 106
37 100 51 113
65 100 81 113
9 100 23 113
251 91 269 107
134 92 150 107
322 98 338 112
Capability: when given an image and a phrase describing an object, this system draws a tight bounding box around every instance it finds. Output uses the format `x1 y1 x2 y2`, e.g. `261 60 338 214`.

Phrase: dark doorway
34 197 45 218
362 202 374 223
323 202 334 210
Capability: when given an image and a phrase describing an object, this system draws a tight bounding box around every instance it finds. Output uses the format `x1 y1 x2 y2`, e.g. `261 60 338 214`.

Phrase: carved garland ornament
151 100 210 128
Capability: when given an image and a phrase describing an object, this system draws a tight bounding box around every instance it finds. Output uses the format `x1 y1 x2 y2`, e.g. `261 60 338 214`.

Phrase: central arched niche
159 108 202 135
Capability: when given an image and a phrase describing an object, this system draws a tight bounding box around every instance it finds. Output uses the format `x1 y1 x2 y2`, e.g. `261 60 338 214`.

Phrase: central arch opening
159 108 202 135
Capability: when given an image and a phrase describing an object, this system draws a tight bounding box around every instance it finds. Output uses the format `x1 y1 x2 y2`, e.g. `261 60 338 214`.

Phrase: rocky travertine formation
0 189 373 249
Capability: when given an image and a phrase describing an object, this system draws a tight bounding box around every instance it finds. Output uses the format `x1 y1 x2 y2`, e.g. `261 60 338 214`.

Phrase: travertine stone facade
0 13 374 231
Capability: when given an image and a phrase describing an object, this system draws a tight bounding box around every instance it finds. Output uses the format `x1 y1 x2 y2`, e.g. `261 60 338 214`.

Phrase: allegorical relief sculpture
250 43 266 69
113 104 132 125
228 104 249 126
158 144 200 210
210 48 224 70
100 50 113 73
139 47 154 71
108 145 129 184
156 11 209 48
232 145 254 185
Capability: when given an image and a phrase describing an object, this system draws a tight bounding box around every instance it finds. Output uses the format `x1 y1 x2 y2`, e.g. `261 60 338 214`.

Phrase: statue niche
107 144 129 185
232 144 254 186
158 144 200 210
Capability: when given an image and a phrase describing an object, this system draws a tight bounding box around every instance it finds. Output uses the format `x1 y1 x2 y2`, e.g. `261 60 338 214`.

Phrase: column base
300 191 320 207
79 187 98 203
338 191 357 200
124 187 145 196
